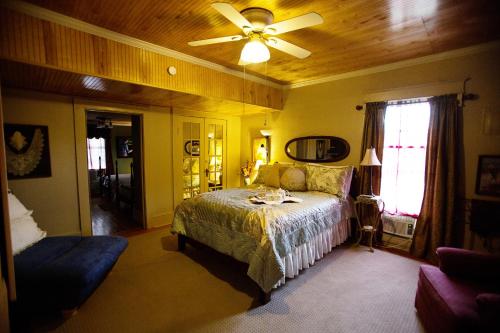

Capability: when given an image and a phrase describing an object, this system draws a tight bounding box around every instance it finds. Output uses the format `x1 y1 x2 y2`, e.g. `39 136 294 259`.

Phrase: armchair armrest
436 247 500 280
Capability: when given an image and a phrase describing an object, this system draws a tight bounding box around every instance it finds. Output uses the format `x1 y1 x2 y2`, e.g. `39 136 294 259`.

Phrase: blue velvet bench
14 236 128 313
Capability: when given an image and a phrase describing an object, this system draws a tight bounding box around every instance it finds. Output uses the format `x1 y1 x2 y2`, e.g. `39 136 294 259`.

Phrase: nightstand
354 195 385 252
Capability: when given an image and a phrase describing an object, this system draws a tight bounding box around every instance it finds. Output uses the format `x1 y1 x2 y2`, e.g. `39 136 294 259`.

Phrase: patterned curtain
359 101 387 242
410 94 465 262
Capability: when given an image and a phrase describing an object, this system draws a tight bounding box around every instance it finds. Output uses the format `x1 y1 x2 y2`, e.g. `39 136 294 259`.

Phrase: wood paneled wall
0 60 272 115
0 8 283 112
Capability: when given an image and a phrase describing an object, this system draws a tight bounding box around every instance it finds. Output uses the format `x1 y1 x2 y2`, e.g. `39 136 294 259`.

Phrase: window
87 138 106 170
380 101 430 217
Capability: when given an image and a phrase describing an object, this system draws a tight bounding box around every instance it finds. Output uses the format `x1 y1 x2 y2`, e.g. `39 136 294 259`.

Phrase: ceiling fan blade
188 35 244 46
211 3 253 31
265 37 311 59
264 12 323 35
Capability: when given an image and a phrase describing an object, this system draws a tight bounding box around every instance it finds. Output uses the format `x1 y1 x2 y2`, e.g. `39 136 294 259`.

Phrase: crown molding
1 0 282 90
286 40 500 89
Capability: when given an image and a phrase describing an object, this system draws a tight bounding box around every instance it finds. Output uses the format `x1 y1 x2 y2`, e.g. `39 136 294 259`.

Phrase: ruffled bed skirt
274 217 351 288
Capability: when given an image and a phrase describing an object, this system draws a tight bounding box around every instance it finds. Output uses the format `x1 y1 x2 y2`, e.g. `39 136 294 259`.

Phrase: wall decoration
116 136 133 158
285 136 350 163
4 124 51 179
475 155 500 196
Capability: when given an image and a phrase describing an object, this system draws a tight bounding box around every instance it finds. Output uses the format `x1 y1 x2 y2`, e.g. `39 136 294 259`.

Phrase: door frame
74 100 147 235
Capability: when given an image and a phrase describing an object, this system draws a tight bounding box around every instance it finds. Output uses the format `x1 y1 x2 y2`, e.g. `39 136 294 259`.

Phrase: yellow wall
2 90 241 236
3 90 80 235
242 48 500 201
241 47 500 252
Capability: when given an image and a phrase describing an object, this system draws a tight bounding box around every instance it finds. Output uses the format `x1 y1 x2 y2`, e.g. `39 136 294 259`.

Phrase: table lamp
360 147 382 196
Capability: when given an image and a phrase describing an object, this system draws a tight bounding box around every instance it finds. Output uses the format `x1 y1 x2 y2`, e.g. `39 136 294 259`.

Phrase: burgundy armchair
415 247 500 333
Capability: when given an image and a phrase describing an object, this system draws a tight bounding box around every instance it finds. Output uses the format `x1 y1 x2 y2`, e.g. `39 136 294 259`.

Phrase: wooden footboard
176 234 271 304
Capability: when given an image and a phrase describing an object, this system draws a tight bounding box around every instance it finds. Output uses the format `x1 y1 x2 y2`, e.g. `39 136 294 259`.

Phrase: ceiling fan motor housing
240 7 274 30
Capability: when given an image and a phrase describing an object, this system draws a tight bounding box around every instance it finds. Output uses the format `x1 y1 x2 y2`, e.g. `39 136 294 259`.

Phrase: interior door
131 114 145 227
205 119 226 192
173 116 205 206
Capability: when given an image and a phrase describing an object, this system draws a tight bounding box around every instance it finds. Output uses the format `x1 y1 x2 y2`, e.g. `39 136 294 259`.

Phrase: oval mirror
285 136 350 163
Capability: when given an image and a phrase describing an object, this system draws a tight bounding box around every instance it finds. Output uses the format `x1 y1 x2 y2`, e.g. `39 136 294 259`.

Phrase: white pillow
280 166 307 191
8 192 32 220
305 164 353 198
10 215 47 255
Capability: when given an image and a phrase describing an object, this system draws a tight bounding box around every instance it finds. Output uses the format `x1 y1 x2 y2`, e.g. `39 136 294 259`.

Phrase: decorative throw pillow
253 165 269 184
305 164 353 198
280 166 307 191
264 163 280 188
8 192 32 220
10 214 47 255
307 164 354 197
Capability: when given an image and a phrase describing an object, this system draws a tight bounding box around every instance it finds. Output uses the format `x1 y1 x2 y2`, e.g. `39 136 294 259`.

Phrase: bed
99 160 135 209
172 177 354 302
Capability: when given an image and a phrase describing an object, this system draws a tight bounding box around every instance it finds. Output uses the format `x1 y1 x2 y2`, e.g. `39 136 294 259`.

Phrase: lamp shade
241 39 270 64
260 129 272 137
360 148 381 166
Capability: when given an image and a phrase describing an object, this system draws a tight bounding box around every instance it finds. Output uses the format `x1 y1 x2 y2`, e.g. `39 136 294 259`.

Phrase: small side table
354 195 385 252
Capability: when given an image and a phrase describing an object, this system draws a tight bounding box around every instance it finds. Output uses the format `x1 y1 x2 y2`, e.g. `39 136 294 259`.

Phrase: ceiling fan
188 3 324 65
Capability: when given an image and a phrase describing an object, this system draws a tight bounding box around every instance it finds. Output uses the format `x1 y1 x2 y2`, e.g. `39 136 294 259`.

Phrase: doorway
86 111 145 235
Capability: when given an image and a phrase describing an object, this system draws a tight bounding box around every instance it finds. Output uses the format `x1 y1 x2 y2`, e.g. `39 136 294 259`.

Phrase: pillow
280 166 307 191
253 164 270 184
10 214 47 255
264 163 280 188
305 164 353 198
307 164 354 196
8 192 32 220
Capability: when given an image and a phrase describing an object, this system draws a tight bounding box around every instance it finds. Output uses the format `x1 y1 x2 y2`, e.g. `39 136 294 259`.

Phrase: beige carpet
26 228 424 333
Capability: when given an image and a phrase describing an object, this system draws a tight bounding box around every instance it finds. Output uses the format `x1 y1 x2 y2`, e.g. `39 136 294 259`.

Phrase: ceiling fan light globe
241 40 270 64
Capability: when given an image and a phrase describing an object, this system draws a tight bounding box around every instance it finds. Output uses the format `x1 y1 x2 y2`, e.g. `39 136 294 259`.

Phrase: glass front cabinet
173 116 226 205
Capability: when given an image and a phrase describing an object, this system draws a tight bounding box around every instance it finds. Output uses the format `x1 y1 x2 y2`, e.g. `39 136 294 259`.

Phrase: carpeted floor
25 228 425 333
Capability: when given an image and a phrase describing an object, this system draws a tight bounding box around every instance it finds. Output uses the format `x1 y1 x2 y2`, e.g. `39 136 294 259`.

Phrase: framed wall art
4 124 51 179
475 155 500 196
116 136 133 158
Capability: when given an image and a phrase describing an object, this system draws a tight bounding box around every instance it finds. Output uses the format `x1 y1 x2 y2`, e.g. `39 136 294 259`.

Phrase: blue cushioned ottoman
14 236 128 311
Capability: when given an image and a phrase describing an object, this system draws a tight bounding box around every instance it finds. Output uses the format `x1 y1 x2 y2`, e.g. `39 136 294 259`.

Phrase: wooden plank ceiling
24 0 500 84
0 60 269 115
0 7 282 114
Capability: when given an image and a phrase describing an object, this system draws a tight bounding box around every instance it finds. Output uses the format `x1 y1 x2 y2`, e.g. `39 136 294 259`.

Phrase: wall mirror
285 136 350 163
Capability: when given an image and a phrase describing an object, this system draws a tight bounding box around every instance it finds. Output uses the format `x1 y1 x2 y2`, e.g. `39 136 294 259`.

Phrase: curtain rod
355 77 478 111
387 96 431 105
